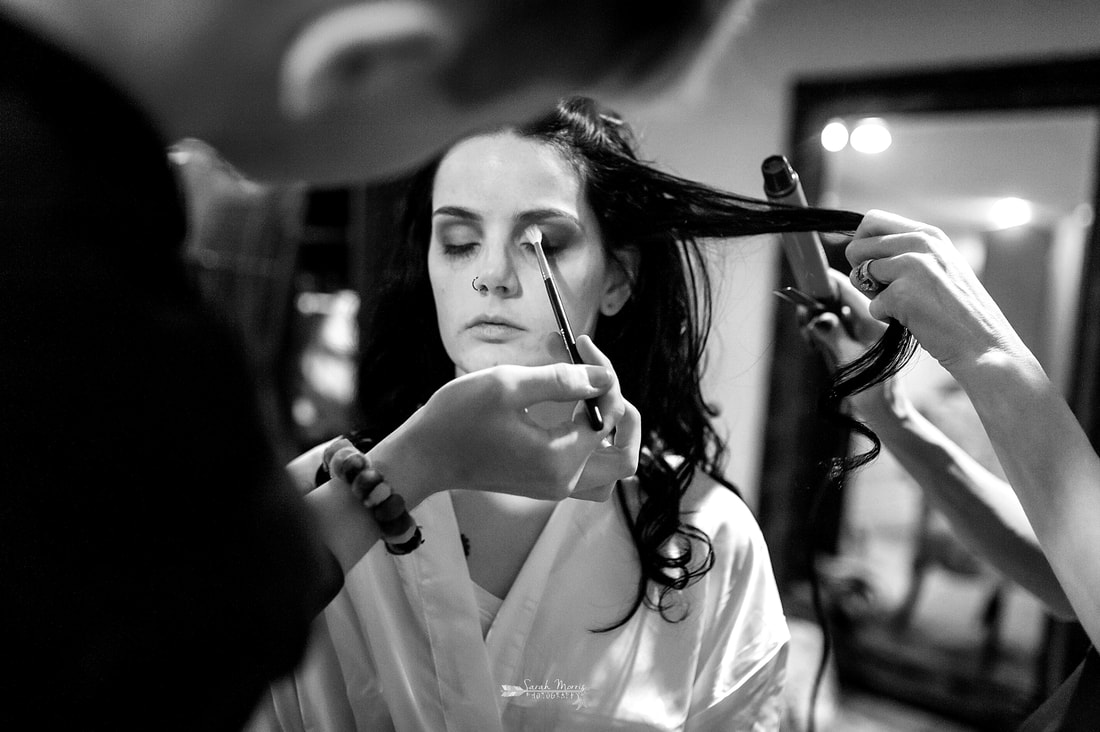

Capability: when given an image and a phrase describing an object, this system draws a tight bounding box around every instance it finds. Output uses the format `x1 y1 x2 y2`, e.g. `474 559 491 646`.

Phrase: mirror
759 56 1100 727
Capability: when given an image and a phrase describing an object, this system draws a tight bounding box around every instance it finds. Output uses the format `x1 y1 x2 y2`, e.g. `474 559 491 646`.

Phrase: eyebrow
431 206 583 229
432 206 480 221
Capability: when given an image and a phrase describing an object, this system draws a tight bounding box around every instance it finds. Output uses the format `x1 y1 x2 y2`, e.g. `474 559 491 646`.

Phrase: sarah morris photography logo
500 679 594 710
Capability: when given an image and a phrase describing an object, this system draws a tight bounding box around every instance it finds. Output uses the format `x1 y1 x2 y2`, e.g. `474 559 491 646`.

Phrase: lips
466 314 524 331
464 314 527 344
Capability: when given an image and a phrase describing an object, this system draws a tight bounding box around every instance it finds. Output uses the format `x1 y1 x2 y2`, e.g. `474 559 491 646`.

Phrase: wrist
324 440 424 555
946 346 1047 400
851 379 915 431
366 420 436 512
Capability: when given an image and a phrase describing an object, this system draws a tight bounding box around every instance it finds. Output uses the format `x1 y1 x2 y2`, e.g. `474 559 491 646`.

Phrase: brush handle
542 278 604 430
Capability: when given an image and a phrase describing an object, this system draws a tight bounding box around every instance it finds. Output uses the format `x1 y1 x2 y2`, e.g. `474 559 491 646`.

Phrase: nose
474 238 522 297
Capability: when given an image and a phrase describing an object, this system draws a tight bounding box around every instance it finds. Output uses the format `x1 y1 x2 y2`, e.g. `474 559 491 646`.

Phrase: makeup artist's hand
368 334 638 503
570 335 641 501
843 209 1032 385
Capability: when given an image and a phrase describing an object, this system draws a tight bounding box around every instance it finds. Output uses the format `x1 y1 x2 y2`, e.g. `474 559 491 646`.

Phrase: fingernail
588 366 613 389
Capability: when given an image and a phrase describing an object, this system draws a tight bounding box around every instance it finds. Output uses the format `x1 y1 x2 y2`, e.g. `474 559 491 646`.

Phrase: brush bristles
525 225 550 279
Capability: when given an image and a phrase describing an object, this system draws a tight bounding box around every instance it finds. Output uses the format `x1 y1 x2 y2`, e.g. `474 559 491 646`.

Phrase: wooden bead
385 526 423 556
333 451 366 482
386 522 419 546
352 468 385 501
377 510 415 538
373 493 407 523
322 438 355 470
361 480 391 508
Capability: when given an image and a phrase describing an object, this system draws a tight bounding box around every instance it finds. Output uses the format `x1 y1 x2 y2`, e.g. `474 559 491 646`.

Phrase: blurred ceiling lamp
850 118 892 153
821 119 849 152
989 196 1033 230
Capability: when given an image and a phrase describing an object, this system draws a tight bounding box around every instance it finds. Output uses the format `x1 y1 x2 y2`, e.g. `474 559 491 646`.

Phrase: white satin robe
248 477 789 731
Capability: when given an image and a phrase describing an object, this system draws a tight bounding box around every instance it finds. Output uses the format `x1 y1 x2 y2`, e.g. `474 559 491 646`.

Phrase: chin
454 347 556 374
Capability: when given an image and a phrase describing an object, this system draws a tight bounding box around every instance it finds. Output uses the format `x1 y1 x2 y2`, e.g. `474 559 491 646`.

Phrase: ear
278 1 458 120
601 247 640 317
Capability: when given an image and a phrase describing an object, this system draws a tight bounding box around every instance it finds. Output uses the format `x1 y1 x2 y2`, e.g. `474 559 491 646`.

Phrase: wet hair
354 96 913 631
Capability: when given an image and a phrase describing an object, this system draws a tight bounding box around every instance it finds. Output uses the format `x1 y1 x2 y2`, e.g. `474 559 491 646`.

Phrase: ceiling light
821 120 849 152
989 197 1033 230
850 118 892 154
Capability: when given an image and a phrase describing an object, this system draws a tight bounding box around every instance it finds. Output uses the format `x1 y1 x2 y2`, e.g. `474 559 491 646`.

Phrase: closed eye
434 214 482 259
442 242 478 259
521 235 562 259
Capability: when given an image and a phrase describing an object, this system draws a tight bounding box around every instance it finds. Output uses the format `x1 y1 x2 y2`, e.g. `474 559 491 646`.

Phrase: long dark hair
355 96 912 631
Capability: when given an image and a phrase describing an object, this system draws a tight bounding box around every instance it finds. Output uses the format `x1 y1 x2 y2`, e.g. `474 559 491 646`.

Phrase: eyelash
442 242 477 259
441 236 561 259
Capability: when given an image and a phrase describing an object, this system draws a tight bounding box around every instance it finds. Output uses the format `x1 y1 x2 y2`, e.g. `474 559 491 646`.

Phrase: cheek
428 264 458 331
431 283 468 368
562 267 609 335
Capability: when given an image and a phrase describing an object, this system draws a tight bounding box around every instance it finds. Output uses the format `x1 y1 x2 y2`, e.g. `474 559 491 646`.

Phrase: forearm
304 481 386 575
857 384 1075 619
950 352 1100 642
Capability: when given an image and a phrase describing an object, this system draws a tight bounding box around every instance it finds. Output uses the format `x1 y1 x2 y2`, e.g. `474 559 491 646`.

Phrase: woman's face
428 132 628 377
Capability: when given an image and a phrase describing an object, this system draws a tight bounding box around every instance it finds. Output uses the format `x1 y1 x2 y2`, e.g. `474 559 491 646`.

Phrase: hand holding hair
803 251 1080 624
803 210 1095 631
844 209 1030 382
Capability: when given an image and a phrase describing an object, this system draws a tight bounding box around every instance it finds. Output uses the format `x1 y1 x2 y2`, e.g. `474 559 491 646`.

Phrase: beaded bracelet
319 438 424 555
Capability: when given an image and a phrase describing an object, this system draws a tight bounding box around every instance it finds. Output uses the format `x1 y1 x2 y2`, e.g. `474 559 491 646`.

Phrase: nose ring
472 275 483 292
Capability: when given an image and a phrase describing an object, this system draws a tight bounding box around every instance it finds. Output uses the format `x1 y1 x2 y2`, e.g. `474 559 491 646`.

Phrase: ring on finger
854 259 886 294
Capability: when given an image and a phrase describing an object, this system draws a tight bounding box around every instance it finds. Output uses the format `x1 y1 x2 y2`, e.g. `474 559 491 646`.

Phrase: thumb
804 310 883 367
803 312 843 358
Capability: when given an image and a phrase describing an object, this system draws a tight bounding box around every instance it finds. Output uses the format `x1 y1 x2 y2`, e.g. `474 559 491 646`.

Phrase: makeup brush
525 224 604 431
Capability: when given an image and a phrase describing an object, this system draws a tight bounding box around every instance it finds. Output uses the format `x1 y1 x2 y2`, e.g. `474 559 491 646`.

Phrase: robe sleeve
685 484 790 731
243 572 395 732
